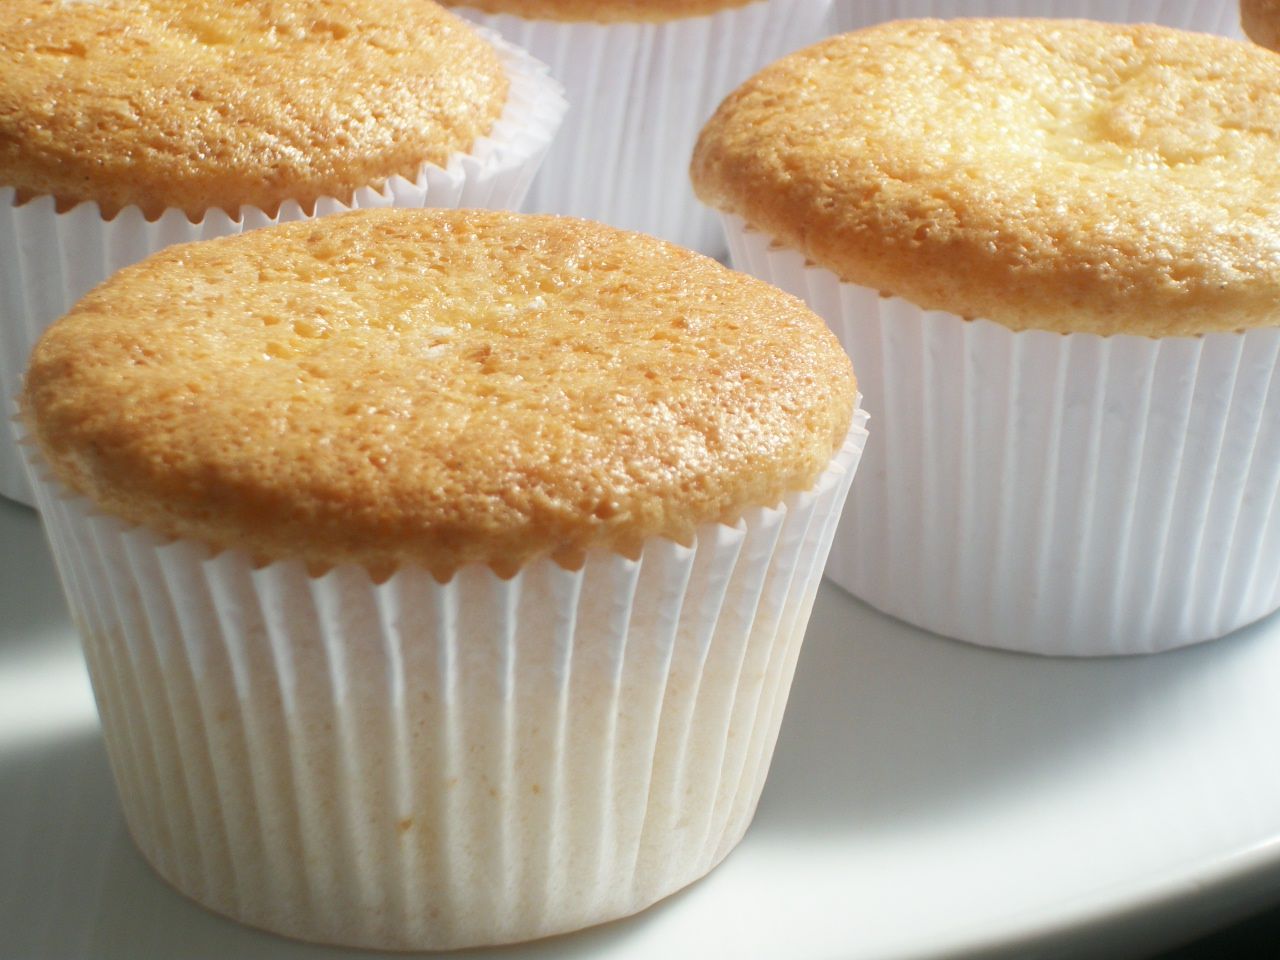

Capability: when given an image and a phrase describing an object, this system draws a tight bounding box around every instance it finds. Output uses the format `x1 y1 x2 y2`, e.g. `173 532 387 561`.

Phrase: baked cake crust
24 209 856 579
692 19 1280 336
0 0 508 219
1242 0 1280 51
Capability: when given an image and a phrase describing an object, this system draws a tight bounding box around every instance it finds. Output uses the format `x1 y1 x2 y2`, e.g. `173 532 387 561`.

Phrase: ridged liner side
26 411 867 950
724 213 1280 656
455 0 831 256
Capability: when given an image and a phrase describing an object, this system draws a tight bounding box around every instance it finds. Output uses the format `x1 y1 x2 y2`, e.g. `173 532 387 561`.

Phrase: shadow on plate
0 730 712 959
0 497 70 644
753 582 1280 839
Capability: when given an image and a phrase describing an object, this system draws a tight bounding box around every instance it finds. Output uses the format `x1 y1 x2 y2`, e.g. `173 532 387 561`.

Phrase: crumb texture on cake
0 0 507 219
692 19 1280 337
24 209 856 578
1242 0 1280 50
435 0 754 24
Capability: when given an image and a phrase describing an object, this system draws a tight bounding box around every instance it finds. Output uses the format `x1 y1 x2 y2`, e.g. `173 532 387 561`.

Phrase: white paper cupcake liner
830 0 1241 36
723 213 1280 656
25 409 866 949
454 0 831 255
0 31 567 508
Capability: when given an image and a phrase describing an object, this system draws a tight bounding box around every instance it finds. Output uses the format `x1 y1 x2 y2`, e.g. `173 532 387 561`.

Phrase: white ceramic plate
4 495 1280 959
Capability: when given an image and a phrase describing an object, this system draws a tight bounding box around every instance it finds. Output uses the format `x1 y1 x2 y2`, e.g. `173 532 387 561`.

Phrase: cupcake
832 0 1241 35
1243 0 1280 48
693 19 1280 656
21 208 866 949
0 0 566 506
435 0 832 254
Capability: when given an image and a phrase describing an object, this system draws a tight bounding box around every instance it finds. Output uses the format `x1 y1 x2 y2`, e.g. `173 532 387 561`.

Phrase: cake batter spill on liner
23 208 856 580
1242 0 1280 51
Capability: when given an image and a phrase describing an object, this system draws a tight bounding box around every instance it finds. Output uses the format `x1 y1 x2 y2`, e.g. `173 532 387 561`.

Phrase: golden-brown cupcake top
0 0 507 220
1242 0 1280 50
24 209 856 580
437 0 753 24
692 19 1280 337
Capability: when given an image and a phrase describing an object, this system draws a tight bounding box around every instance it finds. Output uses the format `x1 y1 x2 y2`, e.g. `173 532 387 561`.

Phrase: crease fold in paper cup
830 0 1241 36
25 410 867 950
724 213 1280 656
0 31 567 508
454 0 832 256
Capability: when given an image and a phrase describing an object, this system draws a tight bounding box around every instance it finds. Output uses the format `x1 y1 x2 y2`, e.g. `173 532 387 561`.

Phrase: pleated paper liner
722 213 1280 656
453 0 831 256
830 0 1241 36
0 30 567 508
24 409 867 950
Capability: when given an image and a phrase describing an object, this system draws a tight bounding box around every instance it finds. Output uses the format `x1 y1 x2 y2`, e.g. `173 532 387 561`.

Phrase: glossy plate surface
4 497 1280 959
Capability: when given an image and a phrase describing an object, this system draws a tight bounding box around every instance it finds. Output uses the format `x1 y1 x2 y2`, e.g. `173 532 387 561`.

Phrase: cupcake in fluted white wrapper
21 208 865 949
694 19 1280 656
437 0 831 254
0 0 566 506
